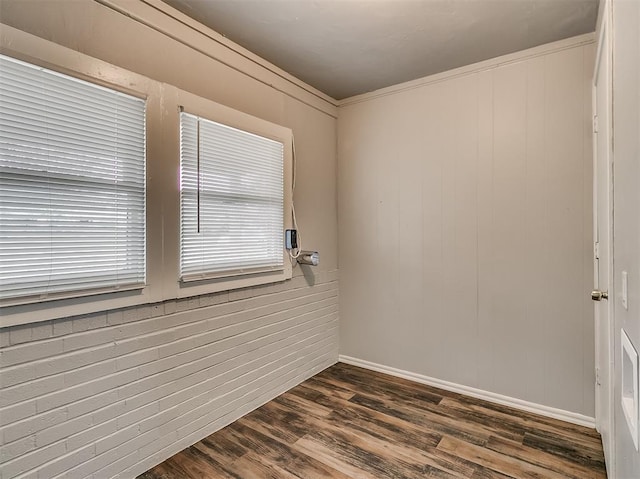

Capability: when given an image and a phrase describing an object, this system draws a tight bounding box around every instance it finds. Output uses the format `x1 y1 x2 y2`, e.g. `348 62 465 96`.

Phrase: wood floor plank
311 372 527 444
347 393 495 446
148 462 184 479
226 420 352 479
295 427 460 479
349 380 531 444
292 435 380 479
269 391 485 478
192 435 247 468
440 396 604 453
332 363 602 441
303 375 357 400
316 365 444 406
437 436 572 479
272 386 335 417
271 387 467 467
273 392 523 479
163 446 239 479
450 391 603 440
138 363 608 479
293 384 491 448
240 401 314 443
469 465 516 479
226 450 302 479
328 401 443 451
303 410 470 478
485 435 606 479
522 430 606 470
234 411 304 446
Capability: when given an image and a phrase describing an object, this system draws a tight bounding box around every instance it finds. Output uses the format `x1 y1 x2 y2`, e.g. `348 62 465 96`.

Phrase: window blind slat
179 112 284 278
0 54 146 301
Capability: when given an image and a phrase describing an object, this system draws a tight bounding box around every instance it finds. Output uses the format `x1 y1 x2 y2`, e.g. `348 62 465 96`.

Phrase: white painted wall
611 0 640 476
0 1 338 478
338 37 596 419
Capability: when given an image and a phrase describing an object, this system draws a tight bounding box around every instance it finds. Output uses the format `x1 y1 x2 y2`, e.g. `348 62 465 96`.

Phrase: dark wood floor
139 362 607 479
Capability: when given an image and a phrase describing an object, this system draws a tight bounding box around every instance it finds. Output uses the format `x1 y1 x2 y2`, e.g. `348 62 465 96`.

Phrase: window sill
0 286 151 328
177 264 292 299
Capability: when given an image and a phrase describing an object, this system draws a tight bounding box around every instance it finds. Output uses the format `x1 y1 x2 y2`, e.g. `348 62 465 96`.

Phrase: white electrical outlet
622 271 629 310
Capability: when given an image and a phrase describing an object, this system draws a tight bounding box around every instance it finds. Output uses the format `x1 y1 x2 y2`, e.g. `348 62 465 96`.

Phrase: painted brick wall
0 1 339 477
0 272 339 478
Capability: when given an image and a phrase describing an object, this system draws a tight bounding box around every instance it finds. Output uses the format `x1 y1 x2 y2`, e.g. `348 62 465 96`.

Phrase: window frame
178 111 286 282
0 53 149 305
0 39 164 327
169 88 293 299
0 29 293 327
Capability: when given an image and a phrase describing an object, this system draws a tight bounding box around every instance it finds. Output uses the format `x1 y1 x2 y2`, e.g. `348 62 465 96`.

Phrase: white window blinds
180 112 284 280
0 55 146 301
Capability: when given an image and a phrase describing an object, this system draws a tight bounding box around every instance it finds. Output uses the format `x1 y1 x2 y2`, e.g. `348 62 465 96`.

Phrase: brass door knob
591 290 609 301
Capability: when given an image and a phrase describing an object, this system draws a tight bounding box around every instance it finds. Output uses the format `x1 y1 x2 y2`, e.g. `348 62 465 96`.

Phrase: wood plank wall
338 38 595 417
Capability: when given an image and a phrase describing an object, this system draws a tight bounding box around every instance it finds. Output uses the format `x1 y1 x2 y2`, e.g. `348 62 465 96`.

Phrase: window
0 36 294 326
179 112 285 280
0 54 146 302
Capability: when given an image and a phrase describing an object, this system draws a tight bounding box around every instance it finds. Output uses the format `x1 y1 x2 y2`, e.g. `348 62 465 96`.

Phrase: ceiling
163 0 598 100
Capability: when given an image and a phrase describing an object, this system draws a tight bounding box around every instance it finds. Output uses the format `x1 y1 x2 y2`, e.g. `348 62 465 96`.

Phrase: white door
593 8 614 474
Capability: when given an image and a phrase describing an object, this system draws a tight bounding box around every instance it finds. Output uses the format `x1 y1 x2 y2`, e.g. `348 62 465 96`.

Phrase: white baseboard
338 355 596 429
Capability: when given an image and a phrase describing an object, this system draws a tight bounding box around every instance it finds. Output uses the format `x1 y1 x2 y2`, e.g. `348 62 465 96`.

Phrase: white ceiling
163 0 598 100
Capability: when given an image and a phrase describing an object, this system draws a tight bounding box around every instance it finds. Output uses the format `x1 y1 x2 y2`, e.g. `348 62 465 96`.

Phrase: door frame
592 1 615 473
